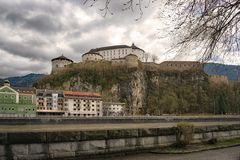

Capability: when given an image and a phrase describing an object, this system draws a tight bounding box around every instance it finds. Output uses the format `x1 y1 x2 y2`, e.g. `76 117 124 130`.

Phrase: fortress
51 43 203 74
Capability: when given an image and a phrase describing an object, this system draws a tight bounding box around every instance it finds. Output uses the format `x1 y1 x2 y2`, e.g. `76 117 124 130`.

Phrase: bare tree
163 0 240 61
83 0 240 60
151 54 159 63
83 0 158 20
144 52 150 62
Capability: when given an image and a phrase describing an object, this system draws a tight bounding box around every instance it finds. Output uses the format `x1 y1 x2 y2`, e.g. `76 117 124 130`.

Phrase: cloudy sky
0 0 238 78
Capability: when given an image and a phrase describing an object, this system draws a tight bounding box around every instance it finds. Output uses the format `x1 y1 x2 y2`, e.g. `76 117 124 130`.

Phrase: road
100 146 240 160
0 121 239 132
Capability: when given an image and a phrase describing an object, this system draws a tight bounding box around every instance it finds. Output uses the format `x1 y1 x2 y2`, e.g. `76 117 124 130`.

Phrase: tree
83 0 240 60
151 54 159 63
144 52 150 62
218 92 228 114
163 0 240 60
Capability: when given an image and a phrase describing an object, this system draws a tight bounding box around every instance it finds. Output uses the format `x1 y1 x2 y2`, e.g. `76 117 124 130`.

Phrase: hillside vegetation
34 62 240 115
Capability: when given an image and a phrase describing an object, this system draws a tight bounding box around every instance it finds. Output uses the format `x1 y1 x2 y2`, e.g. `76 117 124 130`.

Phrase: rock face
41 70 147 115
35 62 207 115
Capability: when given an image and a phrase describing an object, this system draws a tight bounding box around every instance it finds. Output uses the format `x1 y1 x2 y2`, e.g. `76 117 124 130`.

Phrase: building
82 43 145 62
51 55 73 74
64 91 102 117
82 52 103 62
103 102 125 117
36 89 65 116
0 80 36 117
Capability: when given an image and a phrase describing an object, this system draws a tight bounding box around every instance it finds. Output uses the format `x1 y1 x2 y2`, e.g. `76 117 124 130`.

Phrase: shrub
175 122 194 147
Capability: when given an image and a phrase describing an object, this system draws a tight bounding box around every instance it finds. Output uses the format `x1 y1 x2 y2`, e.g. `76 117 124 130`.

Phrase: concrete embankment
0 123 240 160
0 115 240 125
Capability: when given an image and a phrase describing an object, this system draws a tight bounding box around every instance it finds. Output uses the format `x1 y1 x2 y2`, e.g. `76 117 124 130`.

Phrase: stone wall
209 75 229 85
0 116 240 125
0 124 240 160
111 54 139 68
159 61 203 72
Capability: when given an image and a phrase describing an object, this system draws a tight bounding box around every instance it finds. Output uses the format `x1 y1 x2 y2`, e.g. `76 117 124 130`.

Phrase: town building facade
36 89 65 116
64 91 102 117
0 80 36 117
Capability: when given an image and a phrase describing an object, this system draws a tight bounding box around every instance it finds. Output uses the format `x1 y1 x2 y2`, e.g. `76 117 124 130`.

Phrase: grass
211 137 240 147
151 137 240 154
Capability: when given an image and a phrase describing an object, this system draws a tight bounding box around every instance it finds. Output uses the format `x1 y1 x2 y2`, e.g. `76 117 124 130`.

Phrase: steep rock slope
35 62 215 115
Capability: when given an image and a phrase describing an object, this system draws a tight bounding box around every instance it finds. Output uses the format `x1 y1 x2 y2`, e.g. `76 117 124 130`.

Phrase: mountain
5 73 46 87
0 79 3 86
203 63 240 81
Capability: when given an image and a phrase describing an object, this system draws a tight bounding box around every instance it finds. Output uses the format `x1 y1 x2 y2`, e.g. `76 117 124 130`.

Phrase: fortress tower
51 55 73 74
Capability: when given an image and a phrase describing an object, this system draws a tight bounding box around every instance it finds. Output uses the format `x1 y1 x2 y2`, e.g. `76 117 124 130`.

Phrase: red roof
64 91 101 98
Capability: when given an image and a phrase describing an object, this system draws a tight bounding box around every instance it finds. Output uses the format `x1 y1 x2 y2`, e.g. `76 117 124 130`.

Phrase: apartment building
64 91 102 117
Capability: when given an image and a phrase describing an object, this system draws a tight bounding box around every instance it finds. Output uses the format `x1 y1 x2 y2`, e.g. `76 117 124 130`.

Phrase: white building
82 43 145 62
103 102 125 117
64 91 103 117
51 55 73 74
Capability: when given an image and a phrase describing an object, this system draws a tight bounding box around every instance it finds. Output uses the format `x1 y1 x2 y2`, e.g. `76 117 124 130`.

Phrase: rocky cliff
35 62 220 115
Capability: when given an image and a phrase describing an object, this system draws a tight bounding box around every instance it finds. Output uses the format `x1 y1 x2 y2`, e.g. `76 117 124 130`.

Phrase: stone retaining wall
0 116 240 125
0 124 240 160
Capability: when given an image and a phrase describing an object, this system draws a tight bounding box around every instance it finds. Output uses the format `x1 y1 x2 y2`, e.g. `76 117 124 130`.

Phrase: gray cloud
0 36 54 61
0 0 208 79
23 14 63 34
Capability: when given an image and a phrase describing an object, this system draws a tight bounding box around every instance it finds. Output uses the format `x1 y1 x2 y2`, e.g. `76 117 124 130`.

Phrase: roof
12 87 35 94
64 91 101 98
36 89 64 97
81 52 104 58
124 54 138 58
85 43 145 54
51 55 73 62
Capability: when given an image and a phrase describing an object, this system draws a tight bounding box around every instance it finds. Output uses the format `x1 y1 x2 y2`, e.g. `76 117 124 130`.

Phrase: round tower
51 55 73 74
